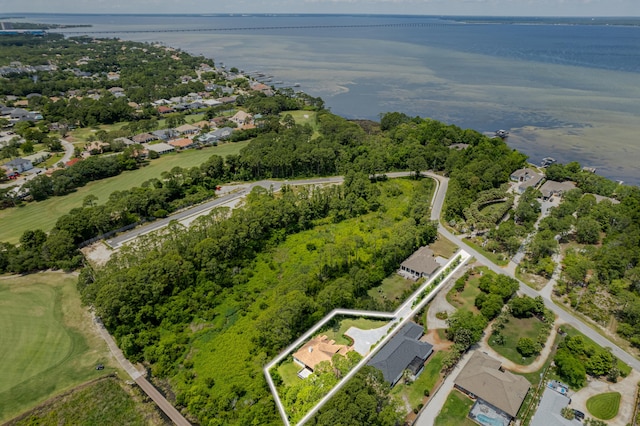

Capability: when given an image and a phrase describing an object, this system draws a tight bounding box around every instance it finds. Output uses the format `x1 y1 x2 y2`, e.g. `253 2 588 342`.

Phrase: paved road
415 173 639 425
93 315 192 426
106 173 412 249
60 138 74 164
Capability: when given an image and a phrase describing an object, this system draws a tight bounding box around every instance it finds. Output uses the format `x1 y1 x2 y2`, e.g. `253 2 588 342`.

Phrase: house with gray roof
510 167 543 194
3 158 33 173
142 142 175 155
539 180 577 200
151 129 178 141
530 387 581 426
367 321 433 387
400 246 440 280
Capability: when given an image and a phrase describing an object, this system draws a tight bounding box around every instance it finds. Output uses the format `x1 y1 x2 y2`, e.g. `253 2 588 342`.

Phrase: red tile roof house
157 105 174 114
169 138 196 150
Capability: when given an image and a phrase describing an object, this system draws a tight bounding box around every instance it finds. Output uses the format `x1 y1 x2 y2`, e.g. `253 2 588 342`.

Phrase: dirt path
476 319 559 373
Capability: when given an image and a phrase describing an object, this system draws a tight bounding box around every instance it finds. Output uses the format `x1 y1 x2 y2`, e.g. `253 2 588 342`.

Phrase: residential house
229 110 253 127
367 322 433 387
217 96 237 104
293 335 352 377
132 133 157 144
113 137 135 146
192 120 212 130
530 387 581 426
65 158 81 167
142 142 175 155
539 180 577 200
151 129 178 141
108 87 125 95
399 246 440 280
3 158 33 173
157 105 174 115
174 124 199 135
454 351 530 422
510 167 543 194
207 127 233 143
85 141 110 154
169 138 196 150
203 99 223 107
23 151 50 165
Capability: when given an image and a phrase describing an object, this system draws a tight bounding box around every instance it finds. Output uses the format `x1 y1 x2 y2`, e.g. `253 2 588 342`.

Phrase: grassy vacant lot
285 110 319 138
463 238 509 266
392 351 446 409
0 272 117 422
446 269 483 314
489 316 546 365
434 390 476 426
368 274 417 307
586 391 621 420
430 234 458 258
8 377 163 426
0 141 249 243
323 317 390 346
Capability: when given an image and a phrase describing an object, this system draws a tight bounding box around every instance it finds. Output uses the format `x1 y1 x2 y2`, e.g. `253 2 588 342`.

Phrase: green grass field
392 351 446 409
278 360 302 388
586 392 621 420
368 274 416 307
488 316 546 365
0 273 118 422
8 377 159 426
463 238 509 266
285 110 319 138
434 390 476 426
446 270 484 314
0 141 249 243
430 235 459 258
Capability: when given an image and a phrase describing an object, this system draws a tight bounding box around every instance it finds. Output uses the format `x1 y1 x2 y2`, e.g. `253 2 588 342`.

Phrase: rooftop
454 351 530 418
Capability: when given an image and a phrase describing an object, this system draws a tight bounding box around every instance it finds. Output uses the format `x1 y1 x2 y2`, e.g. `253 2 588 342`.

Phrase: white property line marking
264 249 471 426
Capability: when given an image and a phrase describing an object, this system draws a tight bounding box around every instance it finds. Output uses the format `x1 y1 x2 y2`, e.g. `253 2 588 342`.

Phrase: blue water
476 413 507 426
6 14 640 183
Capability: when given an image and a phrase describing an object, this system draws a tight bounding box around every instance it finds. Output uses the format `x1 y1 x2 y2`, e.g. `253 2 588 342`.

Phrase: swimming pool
476 413 507 426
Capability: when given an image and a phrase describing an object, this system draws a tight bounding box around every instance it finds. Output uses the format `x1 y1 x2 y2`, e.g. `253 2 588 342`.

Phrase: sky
1 0 639 17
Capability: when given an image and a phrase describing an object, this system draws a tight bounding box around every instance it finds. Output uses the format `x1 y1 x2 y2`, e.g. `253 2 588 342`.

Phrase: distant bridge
56 22 455 35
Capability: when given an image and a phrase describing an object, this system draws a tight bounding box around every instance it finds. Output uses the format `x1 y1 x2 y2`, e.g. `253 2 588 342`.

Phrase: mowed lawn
0 273 117 422
586 392 621 420
0 141 249 243
488 316 546 365
434 390 476 426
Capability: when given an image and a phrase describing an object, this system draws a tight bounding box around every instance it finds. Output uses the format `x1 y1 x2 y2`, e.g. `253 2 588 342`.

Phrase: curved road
415 173 640 426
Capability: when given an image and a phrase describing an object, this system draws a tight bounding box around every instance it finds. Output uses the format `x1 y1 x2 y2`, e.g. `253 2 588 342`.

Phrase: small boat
541 157 556 167
293 83 300 87
495 129 509 139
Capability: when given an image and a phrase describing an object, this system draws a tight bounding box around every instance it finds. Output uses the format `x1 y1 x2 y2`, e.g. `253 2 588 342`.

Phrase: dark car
96 364 104 370
573 409 585 421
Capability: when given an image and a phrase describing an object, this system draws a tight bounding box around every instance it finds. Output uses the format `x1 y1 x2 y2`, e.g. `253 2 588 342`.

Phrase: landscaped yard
488 316 546 365
278 359 302 388
392 351 446 409
586 392 621 420
0 140 250 243
322 317 390 346
446 269 484 314
434 390 476 426
0 273 118 422
367 274 417 308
